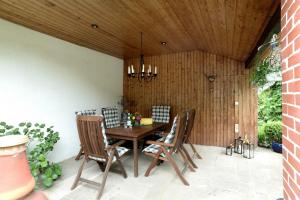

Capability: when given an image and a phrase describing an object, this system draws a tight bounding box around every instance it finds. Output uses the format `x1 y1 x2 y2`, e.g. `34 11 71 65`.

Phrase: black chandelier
127 32 157 82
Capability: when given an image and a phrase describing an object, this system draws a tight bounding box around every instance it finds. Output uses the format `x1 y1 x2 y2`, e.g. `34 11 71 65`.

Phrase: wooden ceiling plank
245 1 280 68
0 0 279 61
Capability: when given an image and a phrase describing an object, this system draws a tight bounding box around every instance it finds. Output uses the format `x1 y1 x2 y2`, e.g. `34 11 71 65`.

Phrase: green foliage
251 59 281 88
258 125 269 147
0 122 61 188
258 82 282 123
258 121 282 146
264 121 282 144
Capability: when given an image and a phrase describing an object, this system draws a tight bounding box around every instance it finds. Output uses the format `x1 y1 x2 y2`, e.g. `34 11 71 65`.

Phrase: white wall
0 19 123 162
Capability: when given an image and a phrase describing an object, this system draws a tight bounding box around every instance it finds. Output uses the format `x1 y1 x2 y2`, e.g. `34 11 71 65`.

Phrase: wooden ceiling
0 0 279 61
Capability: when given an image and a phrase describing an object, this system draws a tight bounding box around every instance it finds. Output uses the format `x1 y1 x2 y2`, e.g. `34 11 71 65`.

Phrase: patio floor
44 145 283 200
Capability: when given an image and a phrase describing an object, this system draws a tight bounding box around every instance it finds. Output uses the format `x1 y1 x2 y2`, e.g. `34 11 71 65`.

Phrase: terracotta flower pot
0 135 35 200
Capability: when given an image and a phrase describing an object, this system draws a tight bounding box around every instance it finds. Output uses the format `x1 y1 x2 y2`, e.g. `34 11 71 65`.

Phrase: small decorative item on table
243 135 254 159
140 118 153 125
121 110 129 125
134 112 142 126
225 144 234 156
234 136 243 154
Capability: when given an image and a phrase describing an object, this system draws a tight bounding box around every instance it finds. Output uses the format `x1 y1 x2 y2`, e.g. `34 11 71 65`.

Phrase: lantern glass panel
226 146 233 156
234 137 243 154
243 143 254 159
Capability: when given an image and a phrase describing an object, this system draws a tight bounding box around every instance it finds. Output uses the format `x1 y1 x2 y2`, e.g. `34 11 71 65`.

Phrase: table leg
133 139 138 177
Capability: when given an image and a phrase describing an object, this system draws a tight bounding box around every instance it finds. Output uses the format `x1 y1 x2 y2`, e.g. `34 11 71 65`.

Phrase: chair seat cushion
89 146 129 163
142 138 167 157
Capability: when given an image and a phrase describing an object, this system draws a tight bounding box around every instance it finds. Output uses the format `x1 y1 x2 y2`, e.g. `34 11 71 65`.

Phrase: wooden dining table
106 123 167 177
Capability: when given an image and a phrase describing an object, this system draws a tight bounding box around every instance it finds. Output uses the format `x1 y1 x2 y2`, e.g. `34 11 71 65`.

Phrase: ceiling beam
245 5 281 69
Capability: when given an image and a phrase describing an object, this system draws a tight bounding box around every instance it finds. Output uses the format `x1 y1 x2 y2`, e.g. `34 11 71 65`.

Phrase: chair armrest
146 140 174 147
105 140 126 151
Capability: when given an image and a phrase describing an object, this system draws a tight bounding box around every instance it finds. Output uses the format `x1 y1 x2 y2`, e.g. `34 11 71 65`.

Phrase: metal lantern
234 137 243 154
226 145 233 156
243 143 254 159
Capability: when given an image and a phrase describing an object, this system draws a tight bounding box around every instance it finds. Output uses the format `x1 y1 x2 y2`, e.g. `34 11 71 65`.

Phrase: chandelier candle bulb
142 64 145 72
149 65 152 73
154 66 157 74
131 65 134 73
128 66 131 74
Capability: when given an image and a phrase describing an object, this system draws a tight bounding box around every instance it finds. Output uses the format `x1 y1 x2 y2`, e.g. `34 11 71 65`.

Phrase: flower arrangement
129 112 142 126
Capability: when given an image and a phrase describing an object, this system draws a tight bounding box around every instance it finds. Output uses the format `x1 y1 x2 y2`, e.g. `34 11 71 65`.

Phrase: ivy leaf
19 122 26 127
52 173 58 180
0 122 6 126
42 177 53 188
26 122 32 128
40 160 48 168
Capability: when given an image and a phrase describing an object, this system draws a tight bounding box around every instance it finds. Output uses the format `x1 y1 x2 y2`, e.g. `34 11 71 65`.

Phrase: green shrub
258 125 269 147
263 121 282 144
0 121 61 188
258 82 282 123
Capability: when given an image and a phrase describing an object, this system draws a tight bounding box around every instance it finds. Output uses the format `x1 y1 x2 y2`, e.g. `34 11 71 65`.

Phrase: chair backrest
173 112 188 151
163 112 188 152
75 109 97 116
76 115 108 160
183 109 196 143
152 105 171 123
102 107 120 128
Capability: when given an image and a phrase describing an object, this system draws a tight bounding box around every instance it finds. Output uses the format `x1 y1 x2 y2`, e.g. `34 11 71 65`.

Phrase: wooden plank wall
123 50 258 147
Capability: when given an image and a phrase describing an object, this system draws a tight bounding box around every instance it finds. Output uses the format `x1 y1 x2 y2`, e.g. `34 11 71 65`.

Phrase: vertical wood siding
123 50 257 147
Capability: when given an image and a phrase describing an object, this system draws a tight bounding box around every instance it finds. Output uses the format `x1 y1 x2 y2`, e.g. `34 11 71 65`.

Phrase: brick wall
281 0 300 199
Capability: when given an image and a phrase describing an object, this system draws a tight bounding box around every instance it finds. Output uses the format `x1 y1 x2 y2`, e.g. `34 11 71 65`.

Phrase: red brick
295 66 300 78
282 60 288 70
288 23 300 44
289 176 300 199
283 189 289 200
283 115 295 128
284 148 288 159
284 178 296 200
281 38 288 53
288 154 300 173
282 13 287 28
284 136 295 153
283 125 288 137
284 157 295 178
283 94 295 104
296 147 300 160
295 34 300 51
288 105 300 118
283 68 294 80
288 128 300 145
288 52 300 68
284 168 289 181
282 0 294 21
295 6 300 22
296 94 300 106
296 121 300 132
288 1 300 19
283 83 288 93
283 104 288 114
282 19 293 39
288 80 300 92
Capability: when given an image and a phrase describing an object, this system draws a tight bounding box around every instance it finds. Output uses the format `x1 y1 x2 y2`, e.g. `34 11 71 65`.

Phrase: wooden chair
143 112 195 186
183 109 202 161
74 109 97 160
71 115 128 199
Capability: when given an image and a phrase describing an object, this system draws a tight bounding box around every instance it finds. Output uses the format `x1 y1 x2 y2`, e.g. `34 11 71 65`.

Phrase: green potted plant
264 121 282 153
0 122 62 188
